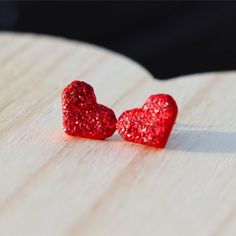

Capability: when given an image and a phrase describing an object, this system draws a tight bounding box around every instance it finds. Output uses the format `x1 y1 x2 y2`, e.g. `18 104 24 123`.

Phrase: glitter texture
117 94 178 148
62 80 117 140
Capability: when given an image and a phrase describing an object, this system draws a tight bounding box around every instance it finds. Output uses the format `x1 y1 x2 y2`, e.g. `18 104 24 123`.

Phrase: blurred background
1 1 236 79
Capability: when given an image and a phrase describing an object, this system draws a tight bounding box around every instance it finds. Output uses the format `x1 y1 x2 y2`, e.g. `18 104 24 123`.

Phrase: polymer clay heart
62 80 117 139
117 94 178 148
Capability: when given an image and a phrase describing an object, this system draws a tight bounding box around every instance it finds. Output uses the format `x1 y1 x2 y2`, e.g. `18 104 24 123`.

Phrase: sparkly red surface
62 81 117 140
117 94 178 148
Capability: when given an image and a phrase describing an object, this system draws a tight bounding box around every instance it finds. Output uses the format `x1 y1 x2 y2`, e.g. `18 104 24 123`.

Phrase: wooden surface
0 33 236 236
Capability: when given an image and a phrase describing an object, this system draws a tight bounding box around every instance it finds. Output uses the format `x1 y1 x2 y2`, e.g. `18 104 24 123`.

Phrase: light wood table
0 33 236 236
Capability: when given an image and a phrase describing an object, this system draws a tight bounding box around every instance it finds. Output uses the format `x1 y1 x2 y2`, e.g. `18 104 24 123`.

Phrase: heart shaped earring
62 81 117 140
116 94 178 148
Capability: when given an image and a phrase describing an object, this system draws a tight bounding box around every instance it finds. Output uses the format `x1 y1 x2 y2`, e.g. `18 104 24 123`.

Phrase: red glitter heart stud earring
116 94 178 148
62 80 117 140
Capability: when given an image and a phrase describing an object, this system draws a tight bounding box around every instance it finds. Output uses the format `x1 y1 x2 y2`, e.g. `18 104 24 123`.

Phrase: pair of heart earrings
62 80 178 148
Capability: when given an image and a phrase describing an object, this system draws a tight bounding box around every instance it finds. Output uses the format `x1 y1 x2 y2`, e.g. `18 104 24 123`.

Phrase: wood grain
0 32 236 236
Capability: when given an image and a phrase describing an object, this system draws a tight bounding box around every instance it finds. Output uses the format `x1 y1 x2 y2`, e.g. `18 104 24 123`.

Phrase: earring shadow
108 132 124 142
167 128 236 154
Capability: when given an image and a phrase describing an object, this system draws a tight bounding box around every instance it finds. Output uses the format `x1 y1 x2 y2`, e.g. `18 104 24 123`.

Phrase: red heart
117 94 178 148
62 81 117 140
